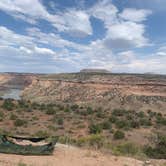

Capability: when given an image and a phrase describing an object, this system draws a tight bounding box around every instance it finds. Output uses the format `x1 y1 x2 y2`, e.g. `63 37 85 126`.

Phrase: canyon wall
22 73 166 112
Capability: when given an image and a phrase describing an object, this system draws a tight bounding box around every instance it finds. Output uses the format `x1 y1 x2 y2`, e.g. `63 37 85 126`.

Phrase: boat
0 135 58 155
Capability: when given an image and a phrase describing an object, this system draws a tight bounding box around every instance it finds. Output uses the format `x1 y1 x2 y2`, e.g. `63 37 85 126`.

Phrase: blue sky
0 0 166 74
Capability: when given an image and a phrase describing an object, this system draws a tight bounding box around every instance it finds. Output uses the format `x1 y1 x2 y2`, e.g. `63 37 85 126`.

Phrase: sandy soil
0 144 165 166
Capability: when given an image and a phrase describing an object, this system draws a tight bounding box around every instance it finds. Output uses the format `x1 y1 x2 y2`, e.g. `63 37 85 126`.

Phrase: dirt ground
0 144 165 166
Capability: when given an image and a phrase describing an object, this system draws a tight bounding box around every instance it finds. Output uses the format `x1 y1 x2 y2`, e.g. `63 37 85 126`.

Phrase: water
1 89 22 100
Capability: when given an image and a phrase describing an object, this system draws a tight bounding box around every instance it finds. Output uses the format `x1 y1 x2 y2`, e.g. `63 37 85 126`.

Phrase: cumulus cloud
105 21 148 49
119 8 152 22
89 0 118 27
88 1 151 50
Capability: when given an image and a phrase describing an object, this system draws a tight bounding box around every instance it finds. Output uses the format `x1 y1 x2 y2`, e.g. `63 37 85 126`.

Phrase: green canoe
0 135 58 155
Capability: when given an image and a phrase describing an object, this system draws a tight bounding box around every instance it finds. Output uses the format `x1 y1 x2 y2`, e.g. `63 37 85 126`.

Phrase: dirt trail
0 144 165 166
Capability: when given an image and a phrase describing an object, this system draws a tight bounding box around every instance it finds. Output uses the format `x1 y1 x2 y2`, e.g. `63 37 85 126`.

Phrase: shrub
139 118 152 126
144 134 166 159
58 136 76 144
10 113 17 120
89 123 102 134
109 115 117 123
113 143 139 156
47 125 57 131
130 120 140 129
86 107 93 114
46 108 56 115
14 119 27 127
113 130 125 140
64 107 71 112
35 130 50 137
31 102 40 109
0 111 4 121
115 120 130 129
57 118 64 125
112 109 126 116
32 116 39 121
96 111 106 118
76 134 104 148
156 117 166 126
2 99 15 111
71 104 79 111
0 111 4 118
101 121 112 130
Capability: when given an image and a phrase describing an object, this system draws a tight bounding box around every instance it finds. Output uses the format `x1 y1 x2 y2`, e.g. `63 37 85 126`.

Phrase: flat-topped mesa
80 68 111 73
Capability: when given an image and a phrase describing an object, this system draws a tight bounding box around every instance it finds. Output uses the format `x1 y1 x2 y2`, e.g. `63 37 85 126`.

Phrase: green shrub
2 99 15 111
35 130 50 137
46 108 56 115
129 120 140 128
156 117 166 126
0 111 4 121
87 107 93 114
0 111 4 118
144 134 166 159
112 109 126 116
57 118 64 125
101 121 112 130
96 111 106 118
10 113 17 120
76 134 104 148
64 107 71 112
14 119 27 127
71 104 79 111
139 118 152 126
109 115 117 123
58 136 76 144
89 123 102 134
47 125 57 131
113 143 139 156
113 130 125 140
115 120 129 129
32 116 39 121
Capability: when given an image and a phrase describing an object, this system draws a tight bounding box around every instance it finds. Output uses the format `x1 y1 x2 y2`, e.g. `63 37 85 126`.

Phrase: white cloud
34 46 55 55
0 0 92 37
89 0 118 27
52 9 92 37
119 8 152 22
0 26 33 47
88 1 151 49
105 21 148 49
127 0 166 11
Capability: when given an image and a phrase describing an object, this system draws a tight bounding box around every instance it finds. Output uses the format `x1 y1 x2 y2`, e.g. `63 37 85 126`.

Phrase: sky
0 0 166 74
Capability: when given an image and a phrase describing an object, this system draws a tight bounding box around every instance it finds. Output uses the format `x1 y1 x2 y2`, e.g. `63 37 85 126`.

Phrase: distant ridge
80 68 111 73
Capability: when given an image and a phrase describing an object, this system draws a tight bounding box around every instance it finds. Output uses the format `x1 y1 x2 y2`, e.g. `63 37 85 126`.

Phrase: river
1 89 22 100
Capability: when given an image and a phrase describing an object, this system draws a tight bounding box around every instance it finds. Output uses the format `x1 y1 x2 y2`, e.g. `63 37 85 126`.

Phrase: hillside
22 73 166 112
0 72 165 163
